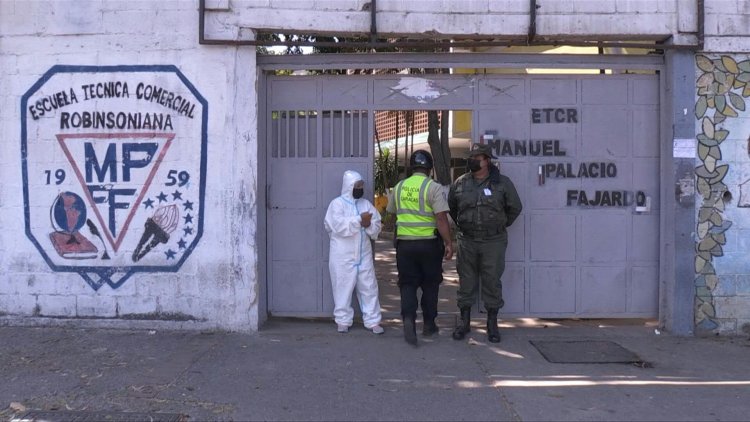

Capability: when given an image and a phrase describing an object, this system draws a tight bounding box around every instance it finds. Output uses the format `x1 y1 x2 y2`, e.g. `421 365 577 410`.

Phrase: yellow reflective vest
395 174 436 238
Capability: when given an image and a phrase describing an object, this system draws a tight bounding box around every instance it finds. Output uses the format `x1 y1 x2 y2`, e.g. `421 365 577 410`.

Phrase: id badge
483 188 492 196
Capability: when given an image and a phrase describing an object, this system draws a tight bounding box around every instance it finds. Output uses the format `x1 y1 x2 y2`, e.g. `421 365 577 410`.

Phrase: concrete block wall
704 1 750 52
217 0 692 43
0 0 259 332
2 0 750 335
211 0 750 51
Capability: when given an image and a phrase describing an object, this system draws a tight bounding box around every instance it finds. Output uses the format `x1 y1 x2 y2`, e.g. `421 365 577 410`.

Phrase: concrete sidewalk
373 236 460 319
2 319 750 421
3 238 750 421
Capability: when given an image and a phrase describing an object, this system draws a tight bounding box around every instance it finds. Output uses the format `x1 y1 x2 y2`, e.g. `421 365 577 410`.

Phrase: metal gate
264 71 660 318
265 77 372 316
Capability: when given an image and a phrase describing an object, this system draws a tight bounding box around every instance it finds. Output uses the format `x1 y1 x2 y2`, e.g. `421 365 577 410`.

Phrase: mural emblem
693 55 750 333
21 65 208 290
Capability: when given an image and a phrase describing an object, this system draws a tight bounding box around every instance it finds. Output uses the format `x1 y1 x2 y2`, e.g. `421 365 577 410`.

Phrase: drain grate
530 340 644 364
12 411 188 422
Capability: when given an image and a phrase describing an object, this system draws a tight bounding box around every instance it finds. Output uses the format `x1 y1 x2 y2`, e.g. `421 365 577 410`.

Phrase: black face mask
467 158 482 172
352 188 364 199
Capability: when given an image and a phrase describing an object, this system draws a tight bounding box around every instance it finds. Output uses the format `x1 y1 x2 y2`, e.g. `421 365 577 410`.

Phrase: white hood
340 170 363 200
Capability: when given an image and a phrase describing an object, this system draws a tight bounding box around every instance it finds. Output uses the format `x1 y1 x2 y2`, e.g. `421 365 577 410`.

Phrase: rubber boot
487 308 501 343
403 316 418 346
452 307 471 340
422 318 438 336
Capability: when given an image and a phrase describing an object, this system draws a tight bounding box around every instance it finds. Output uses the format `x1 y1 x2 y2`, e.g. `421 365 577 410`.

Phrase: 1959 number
166 170 190 187
45 169 66 185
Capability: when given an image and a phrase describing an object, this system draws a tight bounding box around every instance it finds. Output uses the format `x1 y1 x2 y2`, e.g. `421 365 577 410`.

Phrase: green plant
374 147 398 195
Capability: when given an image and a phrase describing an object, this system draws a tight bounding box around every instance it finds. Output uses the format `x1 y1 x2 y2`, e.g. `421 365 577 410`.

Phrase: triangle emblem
56 132 175 253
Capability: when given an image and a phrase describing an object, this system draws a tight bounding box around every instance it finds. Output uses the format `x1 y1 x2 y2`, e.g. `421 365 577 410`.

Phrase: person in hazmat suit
324 170 384 334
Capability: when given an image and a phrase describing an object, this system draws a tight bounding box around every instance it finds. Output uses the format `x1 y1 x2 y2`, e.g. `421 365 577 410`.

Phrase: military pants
456 234 507 310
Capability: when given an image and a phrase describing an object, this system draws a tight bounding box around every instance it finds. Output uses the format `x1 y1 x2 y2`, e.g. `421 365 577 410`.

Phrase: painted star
183 226 193 236
143 198 154 209
165 249 176 259
157 192 168 203
172 190 183 200
183 214 193 224
177 239 187 249
183 200 194 211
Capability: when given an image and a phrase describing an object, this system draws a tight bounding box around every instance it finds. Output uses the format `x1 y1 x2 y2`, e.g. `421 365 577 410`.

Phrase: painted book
49 231 98 259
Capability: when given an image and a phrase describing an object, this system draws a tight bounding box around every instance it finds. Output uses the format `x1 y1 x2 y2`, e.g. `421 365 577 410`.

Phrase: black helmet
410 149 433 170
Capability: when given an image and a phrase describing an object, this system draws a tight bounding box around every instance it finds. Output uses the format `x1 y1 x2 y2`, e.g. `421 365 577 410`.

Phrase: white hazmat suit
324 170 383 330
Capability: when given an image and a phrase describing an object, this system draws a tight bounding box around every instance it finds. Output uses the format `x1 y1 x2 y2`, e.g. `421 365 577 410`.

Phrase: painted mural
21 65 207 290
694 55 750 332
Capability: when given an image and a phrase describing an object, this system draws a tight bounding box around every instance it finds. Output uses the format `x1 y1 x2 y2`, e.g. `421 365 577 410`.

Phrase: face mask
352 188 364 199
467 158 482 172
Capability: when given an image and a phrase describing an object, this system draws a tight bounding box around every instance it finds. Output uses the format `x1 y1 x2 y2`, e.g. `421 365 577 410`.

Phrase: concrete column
661 49 696 335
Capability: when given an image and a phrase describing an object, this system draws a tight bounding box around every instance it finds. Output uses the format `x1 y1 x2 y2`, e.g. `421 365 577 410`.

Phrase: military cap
468 143 497 159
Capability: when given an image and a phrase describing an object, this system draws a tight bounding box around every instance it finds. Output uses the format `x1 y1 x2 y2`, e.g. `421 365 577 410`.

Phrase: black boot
452 307 471 340
403 317 418 346
422 318 438 336
487 308 501 343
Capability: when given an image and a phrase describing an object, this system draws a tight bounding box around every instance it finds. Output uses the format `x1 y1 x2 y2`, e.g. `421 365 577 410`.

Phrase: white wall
210 0 698 45
0 0 258 331
2 0 750 333
704 0 750 52
206 0 750 53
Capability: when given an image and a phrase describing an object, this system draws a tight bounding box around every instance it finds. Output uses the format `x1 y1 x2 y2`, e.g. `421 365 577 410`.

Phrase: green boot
452 307 471 340
487 308 501 343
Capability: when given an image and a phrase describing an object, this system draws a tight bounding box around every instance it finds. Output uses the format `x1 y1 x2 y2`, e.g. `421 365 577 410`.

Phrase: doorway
263 71 660 319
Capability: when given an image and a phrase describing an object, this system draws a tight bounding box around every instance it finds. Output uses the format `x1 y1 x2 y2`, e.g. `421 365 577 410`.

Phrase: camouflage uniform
448 144 522 342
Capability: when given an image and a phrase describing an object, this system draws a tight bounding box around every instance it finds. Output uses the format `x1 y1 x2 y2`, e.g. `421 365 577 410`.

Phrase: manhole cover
530 340 643 364
12 411 188 422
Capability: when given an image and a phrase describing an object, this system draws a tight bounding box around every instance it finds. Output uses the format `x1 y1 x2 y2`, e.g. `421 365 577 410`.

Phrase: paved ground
373 237 459 319
2 320 750 421
3 238 750 421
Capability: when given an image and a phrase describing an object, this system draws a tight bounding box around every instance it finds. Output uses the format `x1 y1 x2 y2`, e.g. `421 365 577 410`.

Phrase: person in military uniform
387 150 454 346
448 143 522 343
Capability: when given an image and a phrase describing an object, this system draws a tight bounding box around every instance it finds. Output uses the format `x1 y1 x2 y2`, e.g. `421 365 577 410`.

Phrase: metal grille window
321 110 369 158
271 110 317 158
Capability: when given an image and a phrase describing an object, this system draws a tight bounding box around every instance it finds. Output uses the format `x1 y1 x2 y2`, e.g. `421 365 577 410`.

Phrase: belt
459 227 503 239
397 237 438 241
